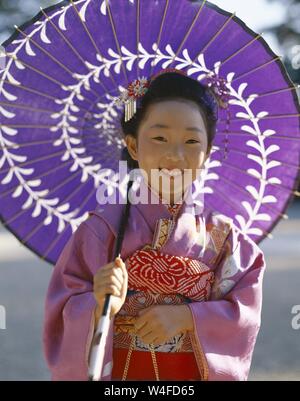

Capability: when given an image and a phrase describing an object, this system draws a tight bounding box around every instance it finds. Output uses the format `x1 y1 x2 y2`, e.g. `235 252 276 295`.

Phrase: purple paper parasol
0 0 299 266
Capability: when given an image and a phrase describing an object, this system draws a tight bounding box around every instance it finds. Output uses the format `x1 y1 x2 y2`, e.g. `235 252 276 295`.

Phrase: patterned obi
113 247 215 353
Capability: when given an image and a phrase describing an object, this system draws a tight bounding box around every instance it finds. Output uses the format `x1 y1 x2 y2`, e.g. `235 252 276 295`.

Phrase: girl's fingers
115 258 128 278
95 284 121 297
95 260 120 275
96 258 126 278
93 263 114 281
140 330 155 344
112 266 124 283
93 259 127 300
109 275 122 291
94 266 124 285
94 276 122 293
100 261 115 271
97 269 123 287
135 320 148 333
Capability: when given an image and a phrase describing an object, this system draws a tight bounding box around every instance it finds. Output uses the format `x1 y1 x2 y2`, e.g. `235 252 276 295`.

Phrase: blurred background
0 0 300 381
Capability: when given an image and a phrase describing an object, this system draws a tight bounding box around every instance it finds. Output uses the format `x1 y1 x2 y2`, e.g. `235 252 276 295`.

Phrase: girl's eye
152 137 200 144
186 139 200 144
152 136 166 141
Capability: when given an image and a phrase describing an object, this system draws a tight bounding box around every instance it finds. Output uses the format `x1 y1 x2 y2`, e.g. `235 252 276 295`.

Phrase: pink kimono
43 176 266 381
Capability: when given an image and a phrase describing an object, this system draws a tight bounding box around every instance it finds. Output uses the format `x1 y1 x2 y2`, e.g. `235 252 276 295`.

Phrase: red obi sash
112 248 214 381
112 348 202 380
126 248 215 301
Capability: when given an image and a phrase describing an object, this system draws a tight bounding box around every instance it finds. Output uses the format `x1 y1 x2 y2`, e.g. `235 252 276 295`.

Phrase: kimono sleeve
43 218 115 381
187 223 266 381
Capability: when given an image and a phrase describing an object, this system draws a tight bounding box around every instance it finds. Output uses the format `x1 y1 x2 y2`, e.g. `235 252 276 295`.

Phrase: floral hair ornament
113 68 188 122
113 77 150 122
114 67 230 122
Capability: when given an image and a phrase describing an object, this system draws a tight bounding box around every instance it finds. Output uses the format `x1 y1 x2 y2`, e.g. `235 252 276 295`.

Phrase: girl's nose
165 145 184 162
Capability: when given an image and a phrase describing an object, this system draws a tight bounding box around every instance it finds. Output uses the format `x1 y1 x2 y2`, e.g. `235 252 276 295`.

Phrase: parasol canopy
0 0 299 265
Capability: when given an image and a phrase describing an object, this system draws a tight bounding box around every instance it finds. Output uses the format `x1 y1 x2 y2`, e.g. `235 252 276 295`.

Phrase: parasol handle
88 292 113 381
88 176 133 380
88 252 122 381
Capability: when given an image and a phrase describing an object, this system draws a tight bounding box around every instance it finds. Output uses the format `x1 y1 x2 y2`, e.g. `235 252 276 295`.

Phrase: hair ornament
113 68 231 123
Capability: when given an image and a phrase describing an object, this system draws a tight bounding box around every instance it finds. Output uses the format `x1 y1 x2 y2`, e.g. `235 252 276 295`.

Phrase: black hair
113 71 218 262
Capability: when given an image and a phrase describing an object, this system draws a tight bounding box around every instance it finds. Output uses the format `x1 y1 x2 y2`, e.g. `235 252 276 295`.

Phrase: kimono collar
135 173 191 222
92 172 209 239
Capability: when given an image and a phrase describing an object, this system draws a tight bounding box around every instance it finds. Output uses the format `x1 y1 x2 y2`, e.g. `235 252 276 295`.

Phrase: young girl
43 70 266 381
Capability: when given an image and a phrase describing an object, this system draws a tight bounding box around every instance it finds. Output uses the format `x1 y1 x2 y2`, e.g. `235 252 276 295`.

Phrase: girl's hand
134 304 194 347
93 256 128 320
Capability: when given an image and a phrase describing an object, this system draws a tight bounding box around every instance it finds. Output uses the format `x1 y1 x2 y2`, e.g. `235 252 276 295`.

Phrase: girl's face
125 100 211 204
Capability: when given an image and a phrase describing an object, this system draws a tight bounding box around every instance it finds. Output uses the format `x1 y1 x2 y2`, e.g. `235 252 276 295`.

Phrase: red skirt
111 347 202 381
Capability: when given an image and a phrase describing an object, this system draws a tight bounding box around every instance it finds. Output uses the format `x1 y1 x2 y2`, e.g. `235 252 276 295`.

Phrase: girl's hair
120 71 218 169
113 71 218 261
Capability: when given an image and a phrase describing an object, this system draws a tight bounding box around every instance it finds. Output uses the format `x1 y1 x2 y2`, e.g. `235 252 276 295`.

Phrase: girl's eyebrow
149 123 204 133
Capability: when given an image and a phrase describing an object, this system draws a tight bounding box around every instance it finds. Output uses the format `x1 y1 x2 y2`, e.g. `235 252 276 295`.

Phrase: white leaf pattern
58 8 67 31
253 213 271 221
7 70 21 85
79 0 92 22
265 144 280 156
247 168 261 179
241 125 257 135
1 169 14 185
1 87 17 101
1 126 18 135
12 185 23 198
238 82 248 97
246 140 262 152
242 201 254 219
25 40 36 56
235 214 246 229
267 160 281 169
0 2 283 238
262 195 277 203
246 185 259 200
40 23 51 44
246 228 263 235
0 106 16 118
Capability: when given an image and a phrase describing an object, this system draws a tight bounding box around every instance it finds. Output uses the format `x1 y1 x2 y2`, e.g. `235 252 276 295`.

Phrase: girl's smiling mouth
158 168 184 177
